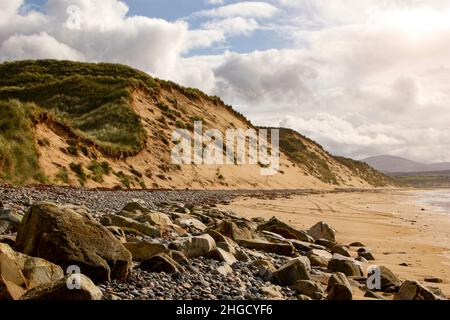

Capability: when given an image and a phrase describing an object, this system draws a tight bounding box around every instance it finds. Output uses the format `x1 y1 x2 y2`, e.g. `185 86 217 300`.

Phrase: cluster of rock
0 199 447 300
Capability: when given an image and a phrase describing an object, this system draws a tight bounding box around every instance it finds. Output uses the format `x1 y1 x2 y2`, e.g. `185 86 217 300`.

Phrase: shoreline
221 189 450 297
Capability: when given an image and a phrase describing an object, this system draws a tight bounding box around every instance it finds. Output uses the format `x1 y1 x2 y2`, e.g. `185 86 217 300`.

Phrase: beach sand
221 190 450 298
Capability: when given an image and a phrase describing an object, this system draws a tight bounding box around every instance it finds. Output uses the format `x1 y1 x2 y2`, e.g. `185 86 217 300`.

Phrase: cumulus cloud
201 17 259 36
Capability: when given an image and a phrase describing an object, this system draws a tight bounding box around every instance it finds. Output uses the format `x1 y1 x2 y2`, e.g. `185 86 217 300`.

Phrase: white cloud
0 32 84 61
206 0 225 5
196 2 279 19
201 17 259 36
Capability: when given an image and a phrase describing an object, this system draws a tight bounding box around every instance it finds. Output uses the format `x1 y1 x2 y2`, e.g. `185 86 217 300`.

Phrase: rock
424 277 443 284
168 250 188 265
217 242 236 255
124 241 167 262
252 260 276 282
170 234 216 258
14 253 64 290
0 208 22 233
307 249 332 268
298 294 312 300
358 248 375 261
332 244 351 257
349 242 365 247
327 272 353 300
105 226 127 243
215 220 253 241
308 222 336 242
235 249 250 262
137 212 173 226
0 234 16 247
377 266 402 291
140 253 183 274
364 290 387 300
294 280 325 300
20 274 102 300
290 240 326 252
0 243 27 299
261 285 284 299
257 217 313 242
16 202 132 283
215 263 233 276
315 239 336 250
174 217 207 232
100 214 162 237
210 248 237 265
118 201 151 219
394 280 444 300
235 239 295 256
328 254 363 277
356 256 368 263
273 257 311 286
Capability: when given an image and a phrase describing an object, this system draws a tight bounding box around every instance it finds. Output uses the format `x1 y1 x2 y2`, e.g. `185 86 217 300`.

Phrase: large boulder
328 254 363 277
236 239 295 256
15 202 132 283
308 222 336 242
0 208 22 233
20 274 102 300
215 220 253 241
170 234 216 258
257 217 313 242
273 257 311 286
394 280 444 300
124 241 167 262
327 272 353 300
140 253 183 274
100 214 162 237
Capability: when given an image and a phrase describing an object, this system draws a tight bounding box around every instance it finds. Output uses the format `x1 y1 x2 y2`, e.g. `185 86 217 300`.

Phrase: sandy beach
222 189 450 298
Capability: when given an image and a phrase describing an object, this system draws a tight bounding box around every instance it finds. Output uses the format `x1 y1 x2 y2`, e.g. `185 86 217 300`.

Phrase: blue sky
6 0 450 161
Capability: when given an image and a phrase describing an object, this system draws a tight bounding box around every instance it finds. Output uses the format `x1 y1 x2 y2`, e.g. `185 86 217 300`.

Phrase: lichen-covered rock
16 202 132 283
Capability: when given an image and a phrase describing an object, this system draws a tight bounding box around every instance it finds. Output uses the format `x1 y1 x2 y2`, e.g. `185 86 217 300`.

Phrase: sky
2 0 450 163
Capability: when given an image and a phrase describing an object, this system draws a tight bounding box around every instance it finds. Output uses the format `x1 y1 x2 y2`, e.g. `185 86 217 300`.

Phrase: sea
413 189 450 214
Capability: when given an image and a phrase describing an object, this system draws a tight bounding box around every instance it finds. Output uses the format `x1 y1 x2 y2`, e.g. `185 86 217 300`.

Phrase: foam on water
414 189 450 214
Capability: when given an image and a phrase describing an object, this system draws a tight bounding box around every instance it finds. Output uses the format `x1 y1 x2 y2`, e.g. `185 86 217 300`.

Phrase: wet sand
222 190 450 298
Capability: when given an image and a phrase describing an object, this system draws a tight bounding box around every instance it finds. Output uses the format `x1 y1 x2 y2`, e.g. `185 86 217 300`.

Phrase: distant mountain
363 155 450 173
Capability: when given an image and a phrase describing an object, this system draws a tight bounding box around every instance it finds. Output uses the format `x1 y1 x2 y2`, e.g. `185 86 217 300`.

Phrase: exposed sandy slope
35 89 374 190
221 190 450 298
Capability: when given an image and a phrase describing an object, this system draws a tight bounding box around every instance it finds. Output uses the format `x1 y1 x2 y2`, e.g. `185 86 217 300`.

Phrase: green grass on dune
0 100 46 185
0 60 154 157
